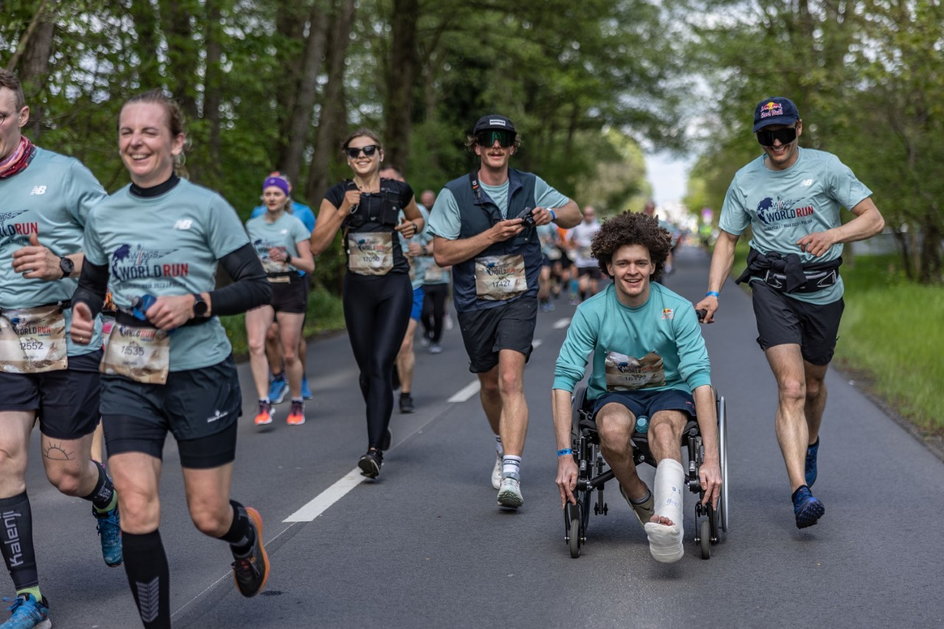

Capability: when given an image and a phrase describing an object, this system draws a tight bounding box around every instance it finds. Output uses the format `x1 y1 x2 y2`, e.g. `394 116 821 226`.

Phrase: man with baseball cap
427 114 581 509
695 97 885 529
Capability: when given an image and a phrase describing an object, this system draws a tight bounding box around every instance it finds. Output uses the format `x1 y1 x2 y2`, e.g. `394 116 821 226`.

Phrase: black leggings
343 272 412 448
421 283 448 343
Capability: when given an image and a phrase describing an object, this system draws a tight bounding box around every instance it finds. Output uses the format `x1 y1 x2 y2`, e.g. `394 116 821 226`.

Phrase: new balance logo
30 185 47 195
801 179 814 187
173 219 193 230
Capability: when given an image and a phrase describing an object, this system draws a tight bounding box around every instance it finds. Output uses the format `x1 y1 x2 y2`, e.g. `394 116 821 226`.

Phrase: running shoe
286 400 305 426
399 393 414 414
300 375 313 400
267 375 288 404
490 452 502 490
254 400 273 426
792 485 825 529
358 449 383 479
1 594 51 629
94 503 122 567
805 438 819 488
497 474 523 509
231 507 270 598
428 344 443 355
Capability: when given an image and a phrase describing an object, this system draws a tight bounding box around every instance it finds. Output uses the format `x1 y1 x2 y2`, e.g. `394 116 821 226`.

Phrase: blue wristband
549 208 557 222
557 448 573 456
705 291 720 297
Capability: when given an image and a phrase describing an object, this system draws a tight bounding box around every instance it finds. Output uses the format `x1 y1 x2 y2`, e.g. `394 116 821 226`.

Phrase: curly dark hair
590 211 673 282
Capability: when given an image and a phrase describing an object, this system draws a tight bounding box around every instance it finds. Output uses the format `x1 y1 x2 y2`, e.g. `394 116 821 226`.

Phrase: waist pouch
736 249 841 294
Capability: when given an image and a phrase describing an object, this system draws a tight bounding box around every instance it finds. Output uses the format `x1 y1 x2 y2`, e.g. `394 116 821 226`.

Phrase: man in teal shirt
553 211 721 563
696 97 885 529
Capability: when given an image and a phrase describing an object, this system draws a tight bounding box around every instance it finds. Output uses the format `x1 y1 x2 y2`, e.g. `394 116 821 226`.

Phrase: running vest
445 169 543 311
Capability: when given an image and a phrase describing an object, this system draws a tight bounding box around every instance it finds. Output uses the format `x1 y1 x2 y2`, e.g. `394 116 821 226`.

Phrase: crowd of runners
0 65 885 628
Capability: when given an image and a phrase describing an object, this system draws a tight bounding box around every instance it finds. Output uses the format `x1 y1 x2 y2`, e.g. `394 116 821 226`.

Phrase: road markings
448 380 480 402
284 468 365 522
553 317 571 329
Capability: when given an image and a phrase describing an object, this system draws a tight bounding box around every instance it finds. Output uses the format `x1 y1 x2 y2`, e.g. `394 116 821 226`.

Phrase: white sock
495 435 503 455
502 455 521 479
643 458 684 563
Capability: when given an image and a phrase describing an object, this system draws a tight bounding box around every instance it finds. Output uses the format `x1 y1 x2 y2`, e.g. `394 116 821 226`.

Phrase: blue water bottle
634 415 649 434
132 294 156 321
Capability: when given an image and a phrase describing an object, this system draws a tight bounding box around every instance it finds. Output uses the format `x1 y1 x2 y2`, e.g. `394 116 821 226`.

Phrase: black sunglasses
475 130 516 148
756 127 797 147
346 145 380 159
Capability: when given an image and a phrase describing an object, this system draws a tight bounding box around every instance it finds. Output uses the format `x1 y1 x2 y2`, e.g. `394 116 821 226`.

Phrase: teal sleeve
208 195 251 258
68 160 107 227
828 159 872 210
533 175 571 210
292 218 311 244
674 304 712 390
718 175 749 236
553 306 596 392
83 210 107 266
427 188 461 239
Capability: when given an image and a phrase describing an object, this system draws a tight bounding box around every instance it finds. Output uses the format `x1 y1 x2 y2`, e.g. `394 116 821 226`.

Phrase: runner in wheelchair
551 211 721 563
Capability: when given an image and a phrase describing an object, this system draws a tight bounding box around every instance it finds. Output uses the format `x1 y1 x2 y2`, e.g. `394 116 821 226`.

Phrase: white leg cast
644 458 685 563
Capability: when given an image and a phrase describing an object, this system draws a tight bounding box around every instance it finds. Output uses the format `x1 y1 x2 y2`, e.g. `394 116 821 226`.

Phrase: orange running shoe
254 400 273 426
231 506 270 597
286 399 305 426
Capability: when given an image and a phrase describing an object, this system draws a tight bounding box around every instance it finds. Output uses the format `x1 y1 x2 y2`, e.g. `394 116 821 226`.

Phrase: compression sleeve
209 243 271 316
71 259 109 318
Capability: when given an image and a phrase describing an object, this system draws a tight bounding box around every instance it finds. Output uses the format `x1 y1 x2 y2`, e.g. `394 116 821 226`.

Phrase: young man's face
0 87 27 162
473 129 516 171
757 121 803 171
606 243 655 306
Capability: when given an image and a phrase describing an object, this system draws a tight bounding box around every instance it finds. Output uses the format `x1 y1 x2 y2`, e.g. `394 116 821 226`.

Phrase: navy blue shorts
457 296 536 373
0 351 101 440
750 281 844 365
592 388 696 421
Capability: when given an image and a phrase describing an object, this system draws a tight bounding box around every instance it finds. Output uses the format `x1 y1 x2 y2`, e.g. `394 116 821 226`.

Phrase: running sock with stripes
123 529 170 628
502 455 521 479
86 460 117 512
0 492 39 591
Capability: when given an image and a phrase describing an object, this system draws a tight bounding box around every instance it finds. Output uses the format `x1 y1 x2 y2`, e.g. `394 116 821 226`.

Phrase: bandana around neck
0 136 36 179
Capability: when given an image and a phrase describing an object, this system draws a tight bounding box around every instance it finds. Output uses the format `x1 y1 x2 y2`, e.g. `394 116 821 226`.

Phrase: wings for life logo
0 210 37 241
755 196 815 225
110 243 185 281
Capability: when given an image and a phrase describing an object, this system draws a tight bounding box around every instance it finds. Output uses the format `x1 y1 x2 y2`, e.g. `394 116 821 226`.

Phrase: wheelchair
562 385 729 559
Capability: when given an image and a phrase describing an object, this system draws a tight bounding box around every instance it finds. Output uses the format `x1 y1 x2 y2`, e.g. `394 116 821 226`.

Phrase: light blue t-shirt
246 212 311 275
719 147 872 304
84 179 249 371
400 204 432 290
427 174 570 240
553 283 711 401
0 147 107 355
250 201 315 276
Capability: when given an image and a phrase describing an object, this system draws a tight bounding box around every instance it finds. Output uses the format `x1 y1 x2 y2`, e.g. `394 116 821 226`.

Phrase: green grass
834 254 944 433
219 285 346 359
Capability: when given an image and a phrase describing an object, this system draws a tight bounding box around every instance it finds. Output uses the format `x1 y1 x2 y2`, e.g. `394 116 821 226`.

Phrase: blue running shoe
94 503 122 567
805 439 819 488
1 594 51 629
792 485 825 529
301 375 313 400
268 374 288 405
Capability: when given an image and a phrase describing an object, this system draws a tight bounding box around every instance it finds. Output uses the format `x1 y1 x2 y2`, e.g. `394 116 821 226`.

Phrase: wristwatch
192 293 209 318
58 256 75 279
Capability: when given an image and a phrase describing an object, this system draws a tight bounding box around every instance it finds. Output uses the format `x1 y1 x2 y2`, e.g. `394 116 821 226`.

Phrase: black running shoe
358 449 383 479
231 507 270 597
399 393 414 414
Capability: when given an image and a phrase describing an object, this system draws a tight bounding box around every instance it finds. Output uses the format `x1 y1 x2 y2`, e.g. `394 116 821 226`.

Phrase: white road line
448 380 480 402
532 339 543 348
284 468 365 522
553 317 571 329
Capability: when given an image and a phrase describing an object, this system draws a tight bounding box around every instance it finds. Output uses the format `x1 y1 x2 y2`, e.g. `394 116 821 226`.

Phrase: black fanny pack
736 249 842 294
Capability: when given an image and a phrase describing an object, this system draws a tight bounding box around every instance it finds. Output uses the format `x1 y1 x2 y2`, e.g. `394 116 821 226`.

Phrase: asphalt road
21 244 944 628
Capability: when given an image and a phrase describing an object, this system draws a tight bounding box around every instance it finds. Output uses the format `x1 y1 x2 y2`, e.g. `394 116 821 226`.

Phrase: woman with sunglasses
70 90 273 627
310 129 424 479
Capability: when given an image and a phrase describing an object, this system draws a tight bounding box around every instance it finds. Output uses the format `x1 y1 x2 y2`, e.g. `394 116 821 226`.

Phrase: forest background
2 0 942 437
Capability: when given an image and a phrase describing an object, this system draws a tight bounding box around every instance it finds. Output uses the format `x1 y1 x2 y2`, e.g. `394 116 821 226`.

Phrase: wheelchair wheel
699 518 711 559
717 394 729 533
564 502 583 558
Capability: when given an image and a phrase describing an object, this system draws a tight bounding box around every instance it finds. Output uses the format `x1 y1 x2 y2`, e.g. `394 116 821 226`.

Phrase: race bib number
348 232 394 276
474 254 527 301
604 350 666 391
100 324 170 384
0 305 68 374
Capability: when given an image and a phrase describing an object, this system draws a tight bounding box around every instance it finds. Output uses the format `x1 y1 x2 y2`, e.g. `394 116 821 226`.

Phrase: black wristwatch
58 256 75 279
192 293 209 318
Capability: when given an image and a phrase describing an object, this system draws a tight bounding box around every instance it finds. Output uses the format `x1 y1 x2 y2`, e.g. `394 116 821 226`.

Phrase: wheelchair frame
562 385 728 559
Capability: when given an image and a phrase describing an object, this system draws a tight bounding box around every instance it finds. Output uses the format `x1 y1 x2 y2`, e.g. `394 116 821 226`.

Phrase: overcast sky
646 150 692 207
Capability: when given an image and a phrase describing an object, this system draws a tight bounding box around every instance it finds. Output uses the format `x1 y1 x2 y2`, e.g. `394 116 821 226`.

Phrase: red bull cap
753 97 800 131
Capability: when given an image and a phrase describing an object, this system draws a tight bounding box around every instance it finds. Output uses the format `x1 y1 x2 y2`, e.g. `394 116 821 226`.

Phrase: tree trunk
12 0 55 139
273 0 313 163
382 0 420 170
305 0 355 203
282 1 329 185
129 0 163 89
158 0 199 122
202 0 224 187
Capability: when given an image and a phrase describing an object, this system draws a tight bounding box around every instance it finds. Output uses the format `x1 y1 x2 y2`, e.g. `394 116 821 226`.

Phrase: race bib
0 305 68 374
578 245 593 260
100 323 170 384
604 350 666 391
424 264 446 282
348 232 394 276
474 254 527 301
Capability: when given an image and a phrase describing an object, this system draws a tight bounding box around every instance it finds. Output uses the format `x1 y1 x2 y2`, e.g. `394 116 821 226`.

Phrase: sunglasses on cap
756 126 797 147
346 144 380 159
475 130 516 148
